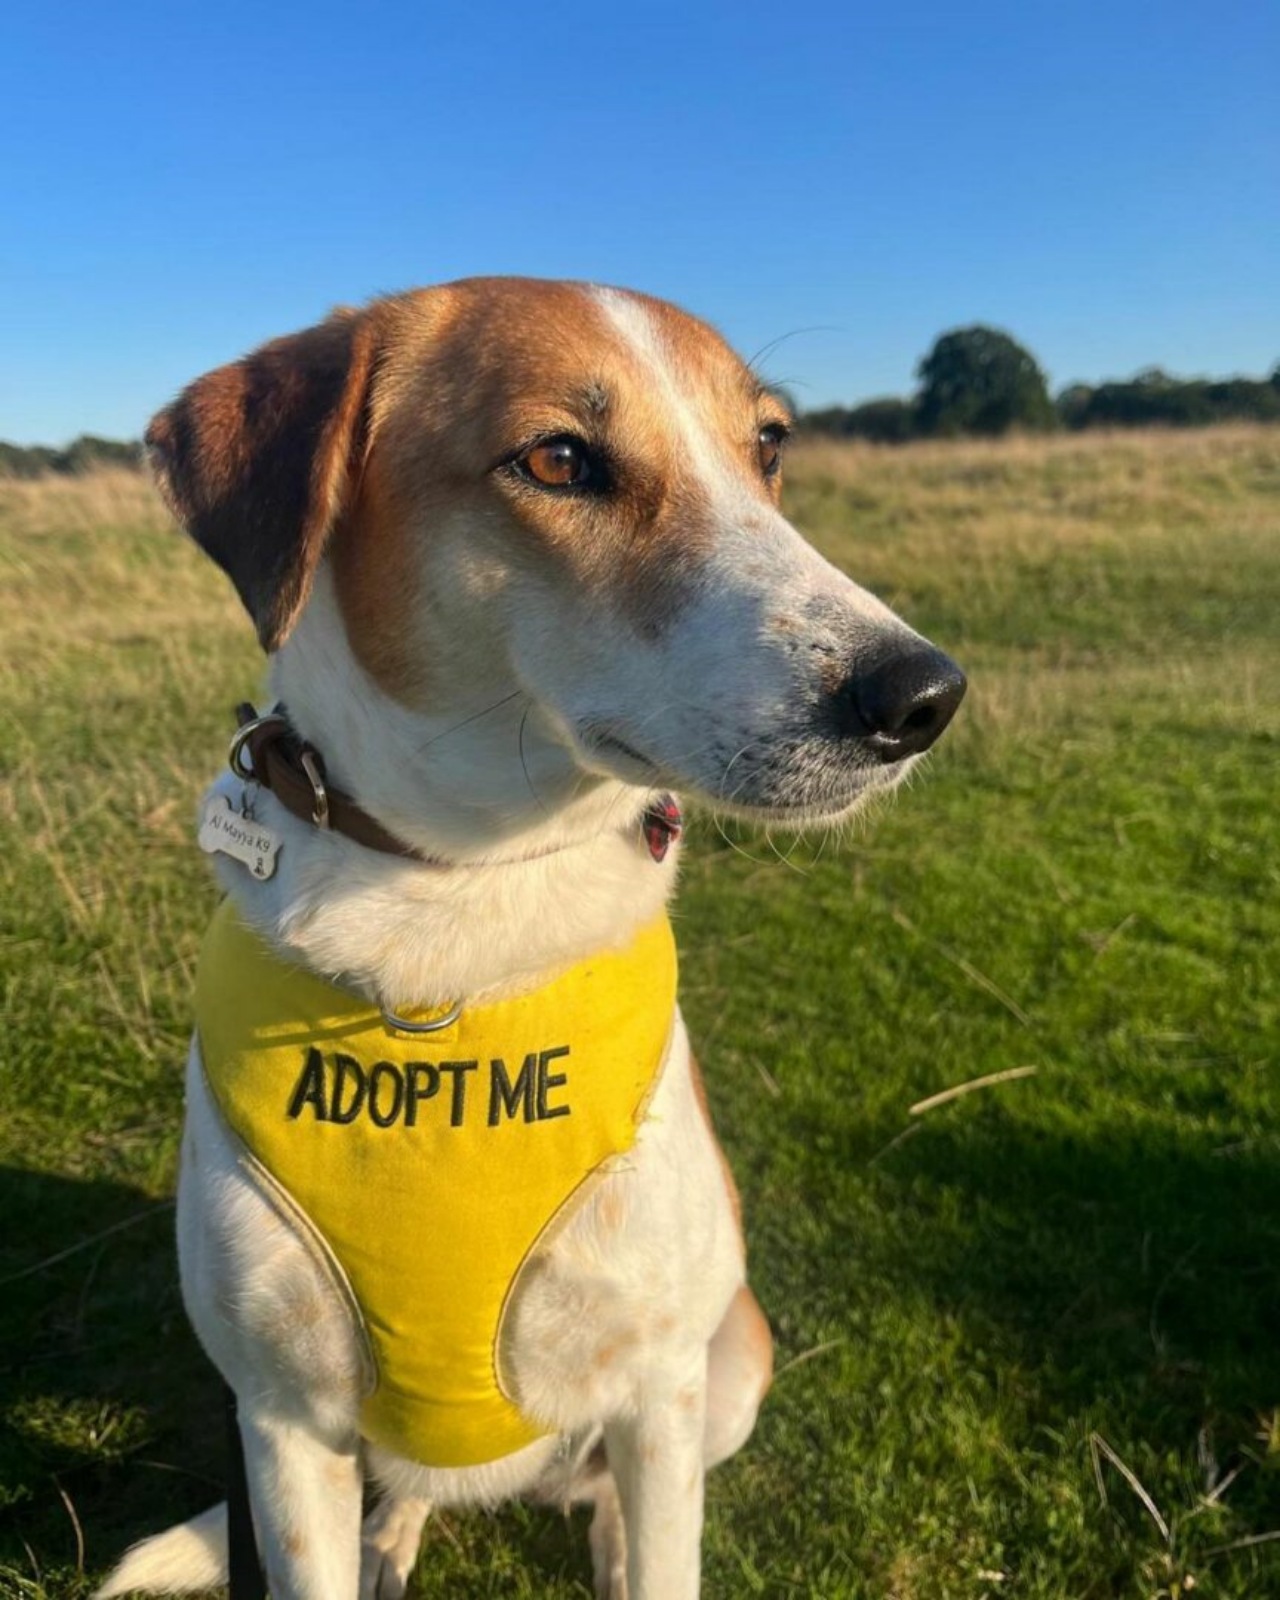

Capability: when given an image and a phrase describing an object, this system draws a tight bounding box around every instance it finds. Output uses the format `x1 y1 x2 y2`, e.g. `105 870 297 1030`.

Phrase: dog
97 277 964 1600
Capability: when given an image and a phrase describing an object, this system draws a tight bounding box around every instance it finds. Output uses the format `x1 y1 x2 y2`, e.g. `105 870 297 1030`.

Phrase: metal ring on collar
228 712 288 781
380 998 465 1035
298 747 330 830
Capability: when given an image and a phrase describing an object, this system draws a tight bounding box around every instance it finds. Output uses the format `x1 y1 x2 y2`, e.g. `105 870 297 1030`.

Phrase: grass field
2 427 1278 1599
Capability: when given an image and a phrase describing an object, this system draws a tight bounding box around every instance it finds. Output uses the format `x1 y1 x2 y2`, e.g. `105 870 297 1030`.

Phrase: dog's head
149 278 963 831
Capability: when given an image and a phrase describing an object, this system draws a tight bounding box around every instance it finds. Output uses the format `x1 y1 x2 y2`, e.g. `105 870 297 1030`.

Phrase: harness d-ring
380 998 465 1035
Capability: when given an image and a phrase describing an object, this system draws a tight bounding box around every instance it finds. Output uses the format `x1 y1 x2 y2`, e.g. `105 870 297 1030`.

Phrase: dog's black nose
838 645 966 761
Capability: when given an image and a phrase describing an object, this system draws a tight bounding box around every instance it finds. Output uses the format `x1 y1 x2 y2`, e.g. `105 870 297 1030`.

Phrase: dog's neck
210 571 678 1010
272 568 636 863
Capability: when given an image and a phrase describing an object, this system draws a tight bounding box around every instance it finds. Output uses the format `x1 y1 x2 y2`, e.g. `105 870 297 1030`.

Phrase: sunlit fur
99 279 948 1600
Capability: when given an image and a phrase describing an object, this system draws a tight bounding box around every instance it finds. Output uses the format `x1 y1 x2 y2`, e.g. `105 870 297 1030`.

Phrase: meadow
1 426 1277 1599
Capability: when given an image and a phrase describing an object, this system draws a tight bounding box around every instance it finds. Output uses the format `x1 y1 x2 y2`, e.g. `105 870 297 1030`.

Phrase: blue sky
2 0 1276 443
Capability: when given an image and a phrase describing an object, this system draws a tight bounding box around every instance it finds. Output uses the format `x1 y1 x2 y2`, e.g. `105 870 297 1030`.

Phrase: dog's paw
359 1495 430 1600
588 1479 628 1600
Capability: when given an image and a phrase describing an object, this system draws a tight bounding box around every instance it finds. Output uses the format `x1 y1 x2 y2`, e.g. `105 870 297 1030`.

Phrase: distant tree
800 397 916 444
1203 379 1280 423
0 435 144 477
1061 371 1280 430
58 434 144 473
802 346 1280 443
844 397 916 444
1084 381 1200 427
1055 383 1094 430
0 442 59 478
796 406 855 437
916 326 1055 437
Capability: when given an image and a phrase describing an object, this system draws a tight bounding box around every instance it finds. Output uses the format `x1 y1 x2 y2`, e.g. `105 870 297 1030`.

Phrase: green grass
2 429 1279 1598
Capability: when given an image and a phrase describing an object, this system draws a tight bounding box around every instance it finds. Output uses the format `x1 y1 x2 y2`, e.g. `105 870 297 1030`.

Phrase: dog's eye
518 436 594 490
757 424 788 479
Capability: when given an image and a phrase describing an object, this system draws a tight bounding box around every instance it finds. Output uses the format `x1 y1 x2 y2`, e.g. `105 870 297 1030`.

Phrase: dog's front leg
604 1354 708 1600
238 1404 362 1600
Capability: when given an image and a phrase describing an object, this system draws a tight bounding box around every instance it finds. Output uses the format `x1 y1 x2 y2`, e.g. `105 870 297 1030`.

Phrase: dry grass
0 469 166 535
789 423 1279 571
0 471 256 1176
0 472 238 664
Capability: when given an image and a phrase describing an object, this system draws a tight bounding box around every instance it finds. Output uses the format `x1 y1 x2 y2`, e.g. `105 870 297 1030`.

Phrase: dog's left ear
146 307 379 650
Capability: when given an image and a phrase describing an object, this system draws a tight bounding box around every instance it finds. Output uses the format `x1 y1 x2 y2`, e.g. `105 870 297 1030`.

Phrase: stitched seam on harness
198 1048 378 1398
490 1007 679 1409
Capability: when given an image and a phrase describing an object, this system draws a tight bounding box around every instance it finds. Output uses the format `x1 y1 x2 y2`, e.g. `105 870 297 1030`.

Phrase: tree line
0 435 144 478
3 330 1279 475
799 327 1280 442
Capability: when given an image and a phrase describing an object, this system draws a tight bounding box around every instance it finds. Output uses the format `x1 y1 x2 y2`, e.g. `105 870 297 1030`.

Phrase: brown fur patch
592 1325 640 1373
595 1187 627 1233
687 1051 743 1240
728 1283 774 1400
147 308 381 649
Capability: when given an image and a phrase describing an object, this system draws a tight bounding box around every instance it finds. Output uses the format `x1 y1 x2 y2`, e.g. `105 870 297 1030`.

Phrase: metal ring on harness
380 997 465 1035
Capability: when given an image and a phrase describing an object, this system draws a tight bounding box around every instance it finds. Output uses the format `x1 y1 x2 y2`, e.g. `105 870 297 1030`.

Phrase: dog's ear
146 308 379 650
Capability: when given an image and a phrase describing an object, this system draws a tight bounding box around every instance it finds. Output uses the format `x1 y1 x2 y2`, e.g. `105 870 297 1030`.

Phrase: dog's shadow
0 1165 217 1592
0 1165 599 1595
853 1111 1280 1427
749 1096 1280 1528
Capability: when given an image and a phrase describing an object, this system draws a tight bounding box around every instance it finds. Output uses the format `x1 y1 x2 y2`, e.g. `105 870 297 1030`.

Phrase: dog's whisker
764 826 810 877
745 325 838 380
711 812 776 868
414 689 525 756
516 700 550 817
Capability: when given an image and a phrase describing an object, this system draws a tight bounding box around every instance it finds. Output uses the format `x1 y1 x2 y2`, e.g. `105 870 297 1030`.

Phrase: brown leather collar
228 705 683 867
231 705 426 860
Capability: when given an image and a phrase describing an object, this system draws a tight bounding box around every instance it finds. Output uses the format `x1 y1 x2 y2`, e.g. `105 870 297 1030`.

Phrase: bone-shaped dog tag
198 795 282 881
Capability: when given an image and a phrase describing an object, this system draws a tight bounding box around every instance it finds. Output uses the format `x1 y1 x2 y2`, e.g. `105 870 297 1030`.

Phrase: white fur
99 286 947 1600
95 1505 229 1598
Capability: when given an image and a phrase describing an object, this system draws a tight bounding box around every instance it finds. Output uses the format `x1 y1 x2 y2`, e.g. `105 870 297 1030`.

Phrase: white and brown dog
98 278 964 1600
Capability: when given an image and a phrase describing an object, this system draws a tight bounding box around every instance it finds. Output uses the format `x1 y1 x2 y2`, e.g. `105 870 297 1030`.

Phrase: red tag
642 794 683 862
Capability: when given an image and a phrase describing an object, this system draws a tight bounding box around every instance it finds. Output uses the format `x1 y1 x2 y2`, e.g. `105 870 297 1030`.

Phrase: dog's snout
837 645 967 761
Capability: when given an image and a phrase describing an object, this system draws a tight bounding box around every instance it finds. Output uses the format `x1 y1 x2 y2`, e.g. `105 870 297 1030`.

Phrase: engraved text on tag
199 795 282 881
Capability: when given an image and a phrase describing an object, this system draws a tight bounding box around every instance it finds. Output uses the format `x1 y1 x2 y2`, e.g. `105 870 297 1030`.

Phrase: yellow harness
196 900 677 1468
